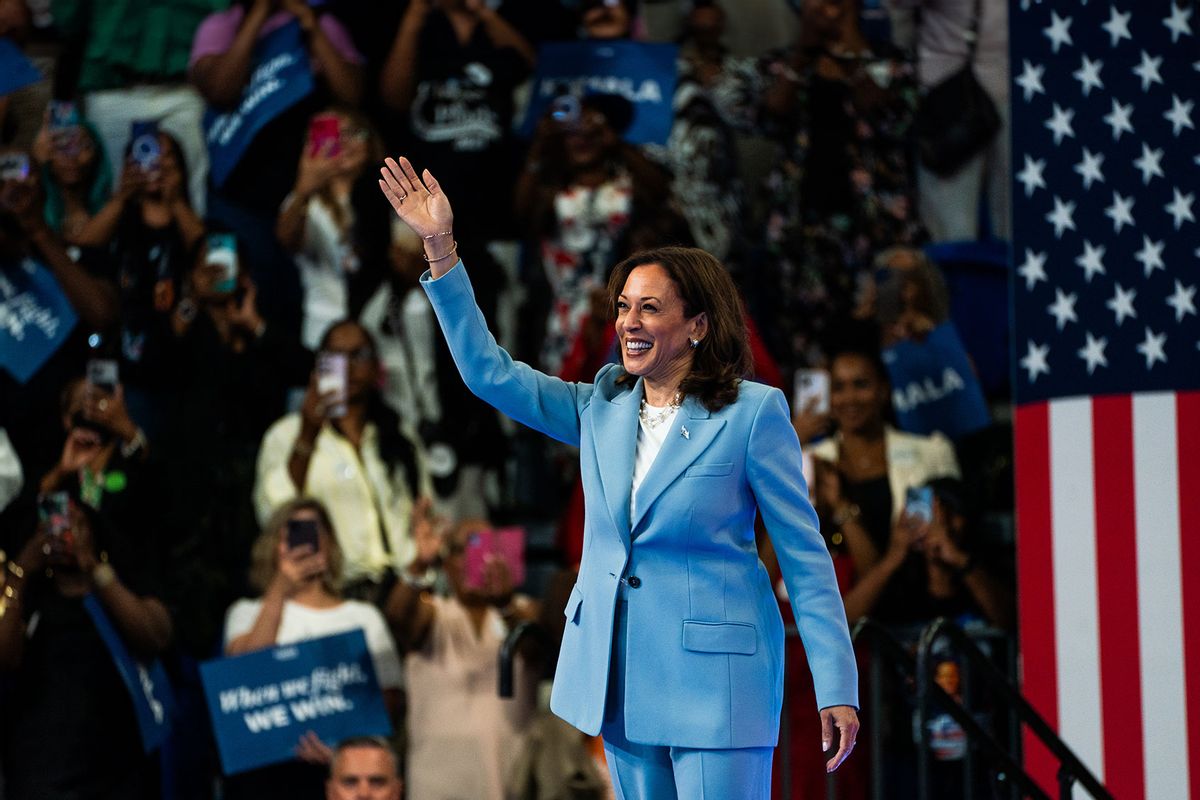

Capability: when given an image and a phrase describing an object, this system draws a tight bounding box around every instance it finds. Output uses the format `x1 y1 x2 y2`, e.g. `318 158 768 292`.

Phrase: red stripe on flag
1177 391 1200 800
1091 396 1144 799
1015 402 1057 794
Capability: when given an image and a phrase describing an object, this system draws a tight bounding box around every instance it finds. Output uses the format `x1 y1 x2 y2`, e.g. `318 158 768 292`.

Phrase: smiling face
829 352 888 435
615 264 707 390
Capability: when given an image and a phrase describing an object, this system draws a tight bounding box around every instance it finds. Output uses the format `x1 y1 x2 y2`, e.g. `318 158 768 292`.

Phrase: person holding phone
31 108 115 245
384 515 537 800
222 497 403 800
0 482 171 797
276 107 391 351
807 347 961 628
380 157 858 797
254 320 433 604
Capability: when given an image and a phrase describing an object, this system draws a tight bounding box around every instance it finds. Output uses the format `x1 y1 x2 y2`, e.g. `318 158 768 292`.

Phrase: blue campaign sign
0 257 78 383
883 322 990 441
83 595 176 753
522 41 678 145
205 20 315 187
0 38 41 95
200 630 392 775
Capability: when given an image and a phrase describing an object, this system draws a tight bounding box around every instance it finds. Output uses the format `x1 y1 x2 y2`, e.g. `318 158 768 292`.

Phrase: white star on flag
1018 249 1049 290
1073 54 1105 95
1074 148 1105 188
1166 280 1197 322
1048 288 1080 330
1107 283 1138 325
1075 240 1107 282
1163 3 1193 43
1105 191 1136 233
1017 155 1047 196
1044 12 1074 53
1016 59 1046 101
1046 104 1077 144
1102 7 1132 47
1166 188 1196 229
1103 98 1135 139
1136 327 1168 368
1165 95 1195 136
1077 332 1109 374
1135 236 1166 277
1047 196 1077 237
1021 341 1051 382
1133 50 1164 91
1133 142 1164 184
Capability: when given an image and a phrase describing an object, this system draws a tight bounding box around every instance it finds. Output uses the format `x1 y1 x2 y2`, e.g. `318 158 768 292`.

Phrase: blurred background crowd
0 0 1014 798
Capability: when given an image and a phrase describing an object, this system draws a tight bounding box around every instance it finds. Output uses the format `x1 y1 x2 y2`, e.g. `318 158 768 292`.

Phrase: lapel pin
680 425 690 440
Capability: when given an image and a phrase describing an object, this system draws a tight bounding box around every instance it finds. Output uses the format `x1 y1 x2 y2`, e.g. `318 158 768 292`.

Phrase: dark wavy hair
607 246 751 411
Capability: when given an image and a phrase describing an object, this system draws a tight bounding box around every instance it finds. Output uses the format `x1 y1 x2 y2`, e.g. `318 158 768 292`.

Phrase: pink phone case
463 526 526 590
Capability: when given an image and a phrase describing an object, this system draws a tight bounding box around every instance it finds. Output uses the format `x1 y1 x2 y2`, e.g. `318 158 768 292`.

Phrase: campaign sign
200 630 391 775
522 41 678 145
83 595 175 753
0 38 41 95
205 20 315 187
883 322 990 441
0 257 78 383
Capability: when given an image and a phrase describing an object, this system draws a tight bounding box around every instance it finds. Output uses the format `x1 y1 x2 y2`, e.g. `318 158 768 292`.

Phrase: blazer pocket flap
564 586 583 624
684 462 734 478
682 621 757 655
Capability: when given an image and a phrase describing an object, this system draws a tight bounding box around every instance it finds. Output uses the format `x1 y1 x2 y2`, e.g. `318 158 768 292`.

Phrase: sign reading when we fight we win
200 630 391 775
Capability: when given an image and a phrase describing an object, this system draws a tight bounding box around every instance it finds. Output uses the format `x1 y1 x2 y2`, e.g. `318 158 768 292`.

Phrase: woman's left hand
378 157 454 242
821 704 860 772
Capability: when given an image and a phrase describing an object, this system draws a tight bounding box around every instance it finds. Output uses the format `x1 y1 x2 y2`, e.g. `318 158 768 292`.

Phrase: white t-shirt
223 598 404 690
630 404 679 520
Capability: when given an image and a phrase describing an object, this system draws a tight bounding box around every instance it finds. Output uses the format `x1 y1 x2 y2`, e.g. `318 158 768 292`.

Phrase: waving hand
379 156 459 276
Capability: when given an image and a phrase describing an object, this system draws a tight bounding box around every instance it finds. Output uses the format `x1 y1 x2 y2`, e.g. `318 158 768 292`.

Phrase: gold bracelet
93 562 117 590
421 231 453 240
422 241 458 264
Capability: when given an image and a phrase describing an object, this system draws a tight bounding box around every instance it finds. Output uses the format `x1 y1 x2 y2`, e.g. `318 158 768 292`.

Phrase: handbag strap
964 0 983 64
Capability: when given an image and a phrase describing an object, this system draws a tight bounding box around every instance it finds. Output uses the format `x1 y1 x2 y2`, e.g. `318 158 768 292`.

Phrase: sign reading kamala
883 323 990 441
200 630 391 775
205 20 315 188
0 258 78 384
522 41 678 145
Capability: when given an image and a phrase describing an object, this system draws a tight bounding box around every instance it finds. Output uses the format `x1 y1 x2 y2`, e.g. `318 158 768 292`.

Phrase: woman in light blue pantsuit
379 156 859 799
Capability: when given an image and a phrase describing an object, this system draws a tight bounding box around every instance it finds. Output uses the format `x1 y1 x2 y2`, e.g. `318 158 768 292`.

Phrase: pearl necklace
639 392 682 430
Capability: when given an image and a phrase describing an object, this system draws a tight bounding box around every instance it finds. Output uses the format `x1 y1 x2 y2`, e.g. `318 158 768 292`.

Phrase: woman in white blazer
378 157 859 799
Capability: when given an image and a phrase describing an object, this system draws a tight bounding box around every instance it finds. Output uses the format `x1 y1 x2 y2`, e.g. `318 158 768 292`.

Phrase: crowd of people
0 0 1014 798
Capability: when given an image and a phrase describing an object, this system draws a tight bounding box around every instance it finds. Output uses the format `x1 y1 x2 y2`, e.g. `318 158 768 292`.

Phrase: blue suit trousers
601 600 774 800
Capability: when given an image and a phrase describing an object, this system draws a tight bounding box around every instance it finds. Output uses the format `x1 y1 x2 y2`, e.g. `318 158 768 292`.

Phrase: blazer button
626 576 642 588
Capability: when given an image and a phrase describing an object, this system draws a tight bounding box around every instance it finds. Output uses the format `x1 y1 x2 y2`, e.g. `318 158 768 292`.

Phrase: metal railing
841 617 1111 800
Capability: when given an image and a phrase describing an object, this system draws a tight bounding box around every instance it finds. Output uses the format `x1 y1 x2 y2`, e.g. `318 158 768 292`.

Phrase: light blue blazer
422 262 858 750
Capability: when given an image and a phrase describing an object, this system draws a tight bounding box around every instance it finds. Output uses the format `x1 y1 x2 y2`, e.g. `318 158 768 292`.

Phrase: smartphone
307 113 342 158
286 518 320 551
463 526 526 591
37 491 71 538
550 94 581 127
0 152 30 182
794 369 831 415
905 486 934 525
129 119 161 173
48 99 80 130
315 351 348 418
86 358 119 393
205 232 239 294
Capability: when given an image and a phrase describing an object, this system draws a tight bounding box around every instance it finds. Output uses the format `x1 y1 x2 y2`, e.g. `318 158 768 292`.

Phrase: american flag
1010 3 1199 798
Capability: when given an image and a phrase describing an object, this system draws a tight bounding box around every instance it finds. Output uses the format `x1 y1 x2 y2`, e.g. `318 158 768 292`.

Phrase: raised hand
378 156 454 246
